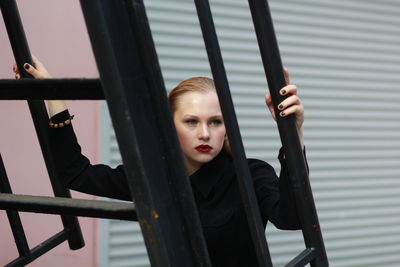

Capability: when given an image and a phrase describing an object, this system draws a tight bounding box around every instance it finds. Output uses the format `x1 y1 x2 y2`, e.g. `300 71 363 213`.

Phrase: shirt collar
189 152 231 199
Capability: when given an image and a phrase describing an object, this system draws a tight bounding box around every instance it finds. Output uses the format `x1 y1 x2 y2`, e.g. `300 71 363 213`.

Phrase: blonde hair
168 77 231 156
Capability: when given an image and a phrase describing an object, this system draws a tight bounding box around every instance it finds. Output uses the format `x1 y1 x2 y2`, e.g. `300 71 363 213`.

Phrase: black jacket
50 110 301 267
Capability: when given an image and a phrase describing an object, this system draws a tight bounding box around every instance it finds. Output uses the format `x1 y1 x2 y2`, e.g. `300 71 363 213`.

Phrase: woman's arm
249 156 301 230
49 109 130 200
12 57 131 200
253 68 306 229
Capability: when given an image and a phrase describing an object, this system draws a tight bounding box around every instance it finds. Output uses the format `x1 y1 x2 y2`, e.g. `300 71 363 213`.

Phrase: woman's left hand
265 68 305 147
266 84 304 129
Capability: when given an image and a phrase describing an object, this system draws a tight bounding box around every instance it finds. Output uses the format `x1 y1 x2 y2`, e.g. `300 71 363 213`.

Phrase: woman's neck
184 159 203 176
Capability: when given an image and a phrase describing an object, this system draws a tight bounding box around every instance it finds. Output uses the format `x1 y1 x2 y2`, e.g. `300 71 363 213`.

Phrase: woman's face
173 91 226 175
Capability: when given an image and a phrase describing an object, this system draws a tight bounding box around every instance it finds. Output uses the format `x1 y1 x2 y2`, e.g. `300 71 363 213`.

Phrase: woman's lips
195 145 213 153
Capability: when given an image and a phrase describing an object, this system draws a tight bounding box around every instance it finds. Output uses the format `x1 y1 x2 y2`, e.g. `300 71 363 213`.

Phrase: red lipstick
195 144 213 153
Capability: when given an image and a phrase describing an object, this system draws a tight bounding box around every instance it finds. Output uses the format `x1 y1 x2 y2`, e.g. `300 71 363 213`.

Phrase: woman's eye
209 119 223 126
185 119 198 125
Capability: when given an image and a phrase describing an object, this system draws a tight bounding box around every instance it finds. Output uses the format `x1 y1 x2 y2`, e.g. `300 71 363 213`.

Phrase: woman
14 57 305 267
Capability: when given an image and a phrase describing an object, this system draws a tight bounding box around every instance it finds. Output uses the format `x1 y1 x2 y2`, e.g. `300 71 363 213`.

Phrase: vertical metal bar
0 154 30 257
79 0 208 266
124 1 211 266
0 0 84 250
193 0 272 266
247 0 328 266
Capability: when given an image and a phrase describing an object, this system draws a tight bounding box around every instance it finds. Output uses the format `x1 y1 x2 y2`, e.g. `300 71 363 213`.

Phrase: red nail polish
24 63 30 70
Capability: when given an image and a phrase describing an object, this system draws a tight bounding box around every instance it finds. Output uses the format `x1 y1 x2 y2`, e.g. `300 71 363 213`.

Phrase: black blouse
50 110 301 267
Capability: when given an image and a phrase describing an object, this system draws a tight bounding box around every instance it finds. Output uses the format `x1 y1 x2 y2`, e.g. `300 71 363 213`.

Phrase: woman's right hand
13 55 52 79
13 56 67 117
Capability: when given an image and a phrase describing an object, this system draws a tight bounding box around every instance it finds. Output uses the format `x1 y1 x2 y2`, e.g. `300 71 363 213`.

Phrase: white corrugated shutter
100 0 400 266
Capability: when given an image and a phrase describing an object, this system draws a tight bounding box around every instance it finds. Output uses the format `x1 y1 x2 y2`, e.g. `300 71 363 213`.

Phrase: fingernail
24 63 30 70
280 111 285 117
278 104 284 110
280 89 286 95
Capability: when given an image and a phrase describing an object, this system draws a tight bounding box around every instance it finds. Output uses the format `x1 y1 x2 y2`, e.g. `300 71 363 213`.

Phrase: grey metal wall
100 0 400 266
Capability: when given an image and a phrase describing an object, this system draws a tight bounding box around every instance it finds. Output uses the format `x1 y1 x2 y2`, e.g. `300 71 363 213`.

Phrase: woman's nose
198 124 210 140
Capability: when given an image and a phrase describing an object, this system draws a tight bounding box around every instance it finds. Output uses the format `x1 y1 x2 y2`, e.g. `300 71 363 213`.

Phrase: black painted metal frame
79 0 211 266
0 2 84 266
0 152 137 266
0 0 328 266
247 0 328 266
0 78 103 99
0 193 137 221
0 155 29 259
0 154 81 266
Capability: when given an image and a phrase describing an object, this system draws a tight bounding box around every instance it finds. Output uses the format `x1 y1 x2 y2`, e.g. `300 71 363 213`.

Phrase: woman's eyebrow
182 114 199 118
209 114 223 119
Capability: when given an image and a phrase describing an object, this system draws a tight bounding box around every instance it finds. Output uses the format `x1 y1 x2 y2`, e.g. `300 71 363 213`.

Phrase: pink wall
1 1 100 266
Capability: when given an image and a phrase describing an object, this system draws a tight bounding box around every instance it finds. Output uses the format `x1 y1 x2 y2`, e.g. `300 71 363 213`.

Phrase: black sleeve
249 148 304 230
49 110 131 201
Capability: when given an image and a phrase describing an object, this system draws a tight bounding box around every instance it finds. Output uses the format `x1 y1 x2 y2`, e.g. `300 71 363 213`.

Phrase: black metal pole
0 0 84 250
247 0 328 266
0 193 138 221
125 1 211 266
0 154 30 257
79 0 209 266
194 0 272 266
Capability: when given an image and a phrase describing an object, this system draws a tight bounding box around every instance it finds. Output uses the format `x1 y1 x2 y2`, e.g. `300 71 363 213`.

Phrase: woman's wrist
297 127 305 150
47 100 67 118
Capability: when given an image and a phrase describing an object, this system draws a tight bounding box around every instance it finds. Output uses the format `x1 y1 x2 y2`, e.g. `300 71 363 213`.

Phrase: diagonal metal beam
5 231 68 267
286 248 316 267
